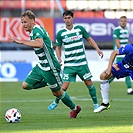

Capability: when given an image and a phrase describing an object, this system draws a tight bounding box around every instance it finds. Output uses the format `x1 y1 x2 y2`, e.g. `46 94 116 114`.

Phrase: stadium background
0 0 133 81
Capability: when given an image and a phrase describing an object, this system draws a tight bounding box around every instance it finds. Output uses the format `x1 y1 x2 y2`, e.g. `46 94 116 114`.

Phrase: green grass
0 82 133 133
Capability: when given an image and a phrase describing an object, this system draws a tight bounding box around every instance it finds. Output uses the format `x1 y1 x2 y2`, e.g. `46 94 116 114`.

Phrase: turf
0 82 133 133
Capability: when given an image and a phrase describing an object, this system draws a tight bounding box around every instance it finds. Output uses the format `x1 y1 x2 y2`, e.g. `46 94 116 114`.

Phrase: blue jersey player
94 44 133 113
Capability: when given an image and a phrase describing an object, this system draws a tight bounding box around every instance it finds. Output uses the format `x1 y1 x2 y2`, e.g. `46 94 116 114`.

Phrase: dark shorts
112 64 131 79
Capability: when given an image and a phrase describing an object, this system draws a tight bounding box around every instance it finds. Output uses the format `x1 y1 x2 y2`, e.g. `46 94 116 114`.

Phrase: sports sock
60 91 75 110
87 84 98 104
55 97 60 104
100 80 110 104
125 76 132 88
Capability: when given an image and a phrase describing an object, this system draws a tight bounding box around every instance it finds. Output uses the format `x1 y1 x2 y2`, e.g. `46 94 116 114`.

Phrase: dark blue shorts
111 65 131 79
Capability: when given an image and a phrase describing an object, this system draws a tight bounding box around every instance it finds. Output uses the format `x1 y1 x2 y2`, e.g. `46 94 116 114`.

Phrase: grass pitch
0 82 133 133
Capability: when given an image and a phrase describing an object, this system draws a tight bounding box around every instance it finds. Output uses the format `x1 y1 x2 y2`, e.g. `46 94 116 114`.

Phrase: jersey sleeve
79 25 90 39
56 31 62 46
113 29 119 39
33 28 44 40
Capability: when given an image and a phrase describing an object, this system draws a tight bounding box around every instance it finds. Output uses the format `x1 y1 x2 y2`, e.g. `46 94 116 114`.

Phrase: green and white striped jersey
30 24 60 71
56 25 90 66
113 26 129 50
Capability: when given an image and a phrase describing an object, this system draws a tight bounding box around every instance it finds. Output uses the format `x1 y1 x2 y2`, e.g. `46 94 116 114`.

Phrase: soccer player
110 16 133 94
94 44 133 113
9 10 81 118
48 10 104 111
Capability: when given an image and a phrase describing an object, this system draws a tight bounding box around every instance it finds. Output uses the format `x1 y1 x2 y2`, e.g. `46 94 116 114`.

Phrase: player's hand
97 50 104 58
8 37 24 44
113 64 120 71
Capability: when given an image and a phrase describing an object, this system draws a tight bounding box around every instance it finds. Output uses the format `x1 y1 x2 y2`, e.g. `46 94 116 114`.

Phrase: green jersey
56 25 90 66
113 26 129 50
30 24 60 71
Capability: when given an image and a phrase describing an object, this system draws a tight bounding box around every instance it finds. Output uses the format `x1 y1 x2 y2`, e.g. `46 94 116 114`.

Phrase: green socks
60 91 75 110
55 97 60 104
87 84 98 104
54 84 99 106
125 76 132 88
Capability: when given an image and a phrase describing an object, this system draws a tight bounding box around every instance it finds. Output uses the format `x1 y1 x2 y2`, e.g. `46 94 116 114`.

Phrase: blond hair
21 10 35 20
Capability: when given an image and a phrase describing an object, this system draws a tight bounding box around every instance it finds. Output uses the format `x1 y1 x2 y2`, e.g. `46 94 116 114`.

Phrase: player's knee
100 73 105 80
52 89 63 97
52 91 58 97
100 74 103 80
84 79 92 86
22 82 29 90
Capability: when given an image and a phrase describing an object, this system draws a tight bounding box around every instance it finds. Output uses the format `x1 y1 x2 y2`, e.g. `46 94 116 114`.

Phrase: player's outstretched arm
9 37 43 48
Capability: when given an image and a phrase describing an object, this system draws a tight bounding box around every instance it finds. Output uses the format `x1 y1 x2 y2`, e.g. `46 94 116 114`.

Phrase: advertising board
0 17 132 42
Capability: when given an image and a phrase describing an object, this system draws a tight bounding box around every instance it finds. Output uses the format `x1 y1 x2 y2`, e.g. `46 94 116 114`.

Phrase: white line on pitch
0 97 132 103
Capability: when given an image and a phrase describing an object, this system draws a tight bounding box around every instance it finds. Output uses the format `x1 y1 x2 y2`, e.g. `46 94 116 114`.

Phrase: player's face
21 16 34 32
63 15 74 27
119 18 127 28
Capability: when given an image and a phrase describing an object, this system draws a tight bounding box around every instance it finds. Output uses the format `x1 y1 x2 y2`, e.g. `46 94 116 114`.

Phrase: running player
9 10 81 118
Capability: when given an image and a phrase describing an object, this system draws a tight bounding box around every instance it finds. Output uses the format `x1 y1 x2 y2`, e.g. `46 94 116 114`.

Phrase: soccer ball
5 108 21 123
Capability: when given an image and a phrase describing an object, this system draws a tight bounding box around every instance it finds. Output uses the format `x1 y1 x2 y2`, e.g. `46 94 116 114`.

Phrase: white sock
100 80 110 104
127 88 133 93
